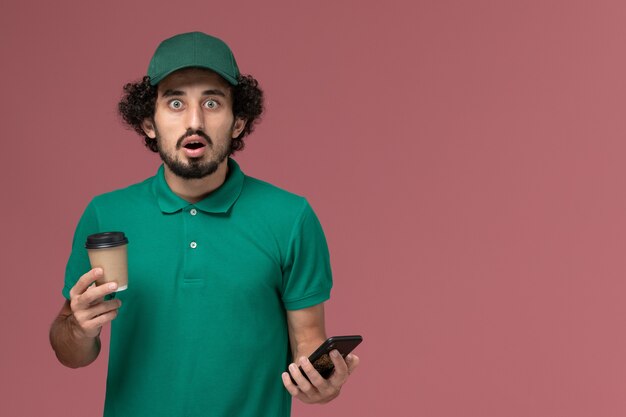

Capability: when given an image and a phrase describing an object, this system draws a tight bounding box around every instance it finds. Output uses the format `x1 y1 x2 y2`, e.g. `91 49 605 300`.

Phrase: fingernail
289 363 297 372
95 268 103 277
108 283 117 290
299 357 307 366
331 349 340 358
346 353 353 361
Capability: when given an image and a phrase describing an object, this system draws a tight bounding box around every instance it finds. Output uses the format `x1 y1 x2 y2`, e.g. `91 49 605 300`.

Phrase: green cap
147 32 240 86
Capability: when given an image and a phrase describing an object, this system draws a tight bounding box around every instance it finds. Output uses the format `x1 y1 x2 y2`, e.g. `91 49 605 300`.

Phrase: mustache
175 129 212 149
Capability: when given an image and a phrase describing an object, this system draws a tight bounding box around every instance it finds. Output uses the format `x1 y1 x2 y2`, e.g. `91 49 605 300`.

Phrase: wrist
294 338 326 360
67 314 100 342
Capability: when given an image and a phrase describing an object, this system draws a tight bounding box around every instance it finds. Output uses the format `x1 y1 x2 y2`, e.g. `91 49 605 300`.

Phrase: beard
156 127 232 180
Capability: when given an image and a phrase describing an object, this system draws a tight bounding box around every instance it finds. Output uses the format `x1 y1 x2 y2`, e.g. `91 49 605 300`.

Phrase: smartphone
289 335 363 384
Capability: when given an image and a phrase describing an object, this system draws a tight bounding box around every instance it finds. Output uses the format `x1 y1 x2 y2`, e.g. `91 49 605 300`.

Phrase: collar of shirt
152 157 244 214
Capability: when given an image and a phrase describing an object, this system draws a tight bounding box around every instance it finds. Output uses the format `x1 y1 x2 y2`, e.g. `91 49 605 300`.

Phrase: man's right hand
68 268 122 339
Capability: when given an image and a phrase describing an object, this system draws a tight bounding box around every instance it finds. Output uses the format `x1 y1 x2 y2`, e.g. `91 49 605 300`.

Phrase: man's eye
204 100 218 109
169 100 183 109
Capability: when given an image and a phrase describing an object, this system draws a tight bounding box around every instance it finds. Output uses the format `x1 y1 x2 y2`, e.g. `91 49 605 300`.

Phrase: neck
163 160 229 203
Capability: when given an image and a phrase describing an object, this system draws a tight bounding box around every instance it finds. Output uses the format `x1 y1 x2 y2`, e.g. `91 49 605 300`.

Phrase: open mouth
183 141 206 150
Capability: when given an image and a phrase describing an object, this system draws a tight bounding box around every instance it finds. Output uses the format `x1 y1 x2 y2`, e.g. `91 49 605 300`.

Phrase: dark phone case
289 335 363 384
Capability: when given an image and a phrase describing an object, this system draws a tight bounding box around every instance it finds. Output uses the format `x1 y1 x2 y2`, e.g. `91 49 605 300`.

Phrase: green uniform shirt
63 159 333 417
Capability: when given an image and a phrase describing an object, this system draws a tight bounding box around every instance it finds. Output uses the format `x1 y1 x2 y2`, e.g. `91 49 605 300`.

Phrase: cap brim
150 64 239 86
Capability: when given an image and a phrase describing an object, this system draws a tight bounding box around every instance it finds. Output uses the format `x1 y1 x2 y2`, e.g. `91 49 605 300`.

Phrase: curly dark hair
118 73 264 153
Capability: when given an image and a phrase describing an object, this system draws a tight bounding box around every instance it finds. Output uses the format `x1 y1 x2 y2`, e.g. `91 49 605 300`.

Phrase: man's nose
186 103 205 131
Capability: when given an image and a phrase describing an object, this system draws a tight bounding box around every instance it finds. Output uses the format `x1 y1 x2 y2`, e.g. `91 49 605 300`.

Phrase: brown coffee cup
85 232 129 291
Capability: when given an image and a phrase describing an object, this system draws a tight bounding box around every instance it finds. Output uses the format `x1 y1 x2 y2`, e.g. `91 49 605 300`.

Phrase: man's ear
142 119 156 139
232 117 247 139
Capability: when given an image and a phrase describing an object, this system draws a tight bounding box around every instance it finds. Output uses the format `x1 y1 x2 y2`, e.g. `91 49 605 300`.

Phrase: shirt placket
182 205 204 286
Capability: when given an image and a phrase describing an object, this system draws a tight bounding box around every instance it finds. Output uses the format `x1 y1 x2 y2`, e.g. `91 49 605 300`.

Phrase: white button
190 209 197 216
190 241 197 249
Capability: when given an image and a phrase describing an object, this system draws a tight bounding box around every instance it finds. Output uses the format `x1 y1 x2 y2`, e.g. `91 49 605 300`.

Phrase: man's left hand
281 350 360 404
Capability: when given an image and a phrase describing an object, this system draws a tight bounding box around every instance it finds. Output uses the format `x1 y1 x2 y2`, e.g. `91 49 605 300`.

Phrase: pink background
2 0 626 416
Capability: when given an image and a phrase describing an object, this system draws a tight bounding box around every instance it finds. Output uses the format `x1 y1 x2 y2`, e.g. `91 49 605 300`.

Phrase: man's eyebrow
202 89 227 97
161 89 185 97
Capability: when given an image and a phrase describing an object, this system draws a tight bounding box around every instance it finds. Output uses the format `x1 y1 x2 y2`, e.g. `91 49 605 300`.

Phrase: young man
49 32 358 416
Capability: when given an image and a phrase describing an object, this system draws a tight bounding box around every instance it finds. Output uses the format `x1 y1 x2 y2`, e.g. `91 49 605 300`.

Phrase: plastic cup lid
85 232 129 249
